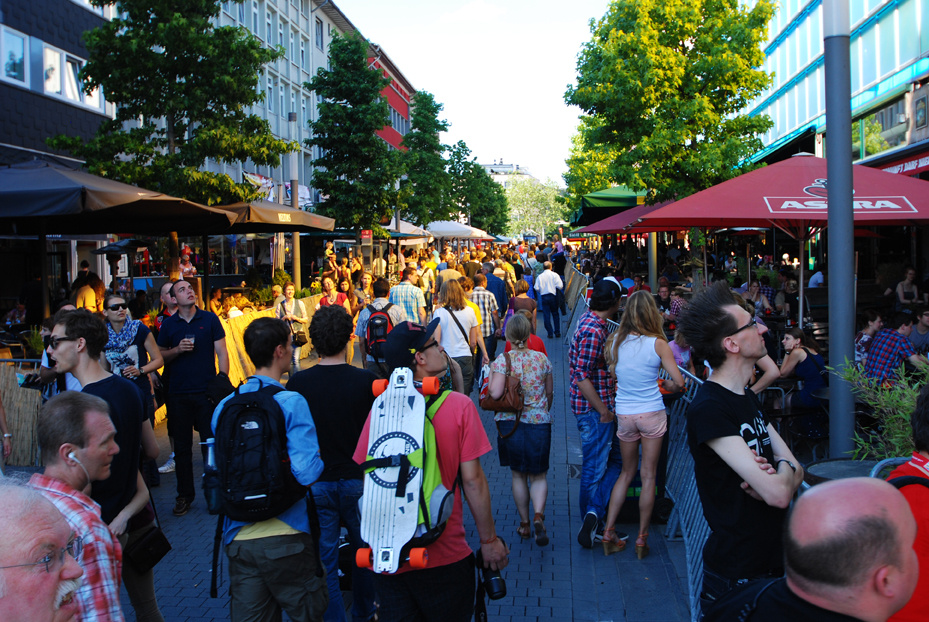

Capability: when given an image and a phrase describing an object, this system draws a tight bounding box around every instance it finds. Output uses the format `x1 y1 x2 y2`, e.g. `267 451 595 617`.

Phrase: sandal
635 532 650 559
517 522 531 540
533 512 549 547
602 527 626 556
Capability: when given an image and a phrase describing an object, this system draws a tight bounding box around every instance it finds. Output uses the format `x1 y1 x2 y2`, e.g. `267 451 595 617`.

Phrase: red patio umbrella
577 201 673 235
624 154 929 326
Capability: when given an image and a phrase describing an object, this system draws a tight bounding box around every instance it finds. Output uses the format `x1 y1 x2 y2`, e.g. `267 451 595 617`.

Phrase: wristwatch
776 459 797 473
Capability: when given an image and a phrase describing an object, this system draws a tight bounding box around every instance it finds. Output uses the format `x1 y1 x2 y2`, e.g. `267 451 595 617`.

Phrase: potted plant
144 307 160 328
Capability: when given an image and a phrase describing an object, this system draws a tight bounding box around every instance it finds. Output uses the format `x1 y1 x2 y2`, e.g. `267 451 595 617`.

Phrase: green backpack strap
425 389 451 421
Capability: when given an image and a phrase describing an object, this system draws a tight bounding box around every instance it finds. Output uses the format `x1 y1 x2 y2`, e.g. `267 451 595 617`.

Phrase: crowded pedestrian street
122 319 690 622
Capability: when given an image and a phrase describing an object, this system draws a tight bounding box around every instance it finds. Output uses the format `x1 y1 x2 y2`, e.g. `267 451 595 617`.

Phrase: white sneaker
158 458 176 474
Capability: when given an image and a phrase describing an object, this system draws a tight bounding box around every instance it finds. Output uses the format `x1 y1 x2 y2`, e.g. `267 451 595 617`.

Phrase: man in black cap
570 278 627 548
352 320 509 622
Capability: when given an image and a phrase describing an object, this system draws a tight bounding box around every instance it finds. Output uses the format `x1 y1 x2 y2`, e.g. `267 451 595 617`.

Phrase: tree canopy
399 91 452 226
48 0 293 206
506 177 567 241
565 0 775 203
445 141 509 235
306 32 397 230
563 121 615 213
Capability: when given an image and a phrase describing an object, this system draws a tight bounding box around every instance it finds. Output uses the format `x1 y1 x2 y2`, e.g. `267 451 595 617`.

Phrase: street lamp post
824 0 854 457
289 112 301 290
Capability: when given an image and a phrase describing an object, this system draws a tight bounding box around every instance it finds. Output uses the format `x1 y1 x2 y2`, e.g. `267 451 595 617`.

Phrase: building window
267 76 273 113
1 27 27 84
279 84 284 117
315 18 323 50
42 45 101 109
223 1 231 14
290 92 295 117
301 96 307 125
300 40 306 69
266 11 272 43
300 0 309 16
238 1 245 23
290 31 296 62
44 47 61 95
252 1 259 33
278 22 284 49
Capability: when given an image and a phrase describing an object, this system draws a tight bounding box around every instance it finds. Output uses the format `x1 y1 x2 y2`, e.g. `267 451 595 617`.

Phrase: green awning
570 185 648 227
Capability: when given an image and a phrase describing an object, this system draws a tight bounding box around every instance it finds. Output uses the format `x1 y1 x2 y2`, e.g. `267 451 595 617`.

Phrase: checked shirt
30 472 124 622
470 286 499 337
388 280 426 323
864 328 916 382
569 310 616 415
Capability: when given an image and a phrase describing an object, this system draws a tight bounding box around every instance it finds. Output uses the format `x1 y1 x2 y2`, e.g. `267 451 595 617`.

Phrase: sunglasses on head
107 303 128 311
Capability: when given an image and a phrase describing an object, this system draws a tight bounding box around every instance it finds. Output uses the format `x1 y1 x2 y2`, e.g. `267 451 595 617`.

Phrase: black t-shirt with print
704 578 864 622
687 381 787 580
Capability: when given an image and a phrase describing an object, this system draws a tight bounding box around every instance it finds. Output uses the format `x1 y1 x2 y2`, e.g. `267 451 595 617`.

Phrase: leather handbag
123 502 172 574
281 301 308 346
479 352 525 439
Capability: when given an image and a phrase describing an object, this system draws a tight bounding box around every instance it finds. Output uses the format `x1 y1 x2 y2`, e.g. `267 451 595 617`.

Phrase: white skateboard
357 368 440 574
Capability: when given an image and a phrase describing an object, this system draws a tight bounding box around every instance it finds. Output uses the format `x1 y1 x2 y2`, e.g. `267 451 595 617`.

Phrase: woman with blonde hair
601 291 684 558
488 312 553 546
434 279 484 393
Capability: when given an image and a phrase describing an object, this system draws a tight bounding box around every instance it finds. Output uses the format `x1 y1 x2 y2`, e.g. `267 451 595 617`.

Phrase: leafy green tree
400 91 451 226
506 177 568 241
563 121 615 212
48 0 294 207
445 141 509 234
565 0 775 203
307 32 397 230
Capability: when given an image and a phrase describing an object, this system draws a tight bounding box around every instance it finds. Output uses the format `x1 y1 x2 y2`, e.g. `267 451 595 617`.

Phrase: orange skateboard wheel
372 379 389 397
421 376 440 395
409 548 429 568
356 548 372 569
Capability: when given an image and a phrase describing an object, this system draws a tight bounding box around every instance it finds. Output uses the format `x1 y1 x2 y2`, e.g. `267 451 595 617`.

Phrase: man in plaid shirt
864 312 928 382
389 267 427 324
31 391 125 622
569 279 626 548
471 273 500 361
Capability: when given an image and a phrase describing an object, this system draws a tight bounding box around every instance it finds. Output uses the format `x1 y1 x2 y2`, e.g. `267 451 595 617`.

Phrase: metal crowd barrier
657 367 706 622
562 265 590 347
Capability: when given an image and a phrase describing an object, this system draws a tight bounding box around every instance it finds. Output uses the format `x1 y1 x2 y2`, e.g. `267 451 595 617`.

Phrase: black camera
476 544 506 600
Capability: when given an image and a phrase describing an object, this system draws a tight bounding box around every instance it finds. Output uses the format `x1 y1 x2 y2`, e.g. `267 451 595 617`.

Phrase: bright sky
334 0 612 188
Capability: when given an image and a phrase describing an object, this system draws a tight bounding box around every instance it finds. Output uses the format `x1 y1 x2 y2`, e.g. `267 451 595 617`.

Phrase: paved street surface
122 313 690 621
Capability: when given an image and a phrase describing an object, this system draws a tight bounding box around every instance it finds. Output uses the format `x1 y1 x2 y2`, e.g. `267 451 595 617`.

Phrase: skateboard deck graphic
360 367 427 574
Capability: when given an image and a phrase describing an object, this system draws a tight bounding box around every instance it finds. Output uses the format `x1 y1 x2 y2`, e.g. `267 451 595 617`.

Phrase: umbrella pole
201 234 211 308
799 237 805 329
39 226 49 320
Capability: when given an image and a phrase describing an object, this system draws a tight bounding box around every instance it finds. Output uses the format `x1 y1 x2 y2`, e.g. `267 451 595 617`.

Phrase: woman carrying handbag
277 281 308 370
486 313 553 547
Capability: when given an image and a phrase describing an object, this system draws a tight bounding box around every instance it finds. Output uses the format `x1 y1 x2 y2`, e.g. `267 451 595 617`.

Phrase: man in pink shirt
353 320 509 621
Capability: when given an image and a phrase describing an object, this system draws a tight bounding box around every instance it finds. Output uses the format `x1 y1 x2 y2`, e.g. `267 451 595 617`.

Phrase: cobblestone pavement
102 317 688 621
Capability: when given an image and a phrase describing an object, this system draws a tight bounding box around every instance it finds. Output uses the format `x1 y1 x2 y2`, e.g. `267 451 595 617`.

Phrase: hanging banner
243 171 275 201
284 182 312 209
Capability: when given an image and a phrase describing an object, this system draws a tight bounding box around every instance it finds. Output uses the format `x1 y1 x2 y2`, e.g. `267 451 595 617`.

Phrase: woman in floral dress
487 312 553 547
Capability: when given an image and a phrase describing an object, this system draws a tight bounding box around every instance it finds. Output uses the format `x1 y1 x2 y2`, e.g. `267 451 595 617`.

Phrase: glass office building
745 0 929 180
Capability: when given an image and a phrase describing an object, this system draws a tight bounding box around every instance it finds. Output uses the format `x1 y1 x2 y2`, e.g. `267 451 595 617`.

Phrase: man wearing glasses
0 480 84 622
29 391 126 621
907 305 929 356
677 283 804 613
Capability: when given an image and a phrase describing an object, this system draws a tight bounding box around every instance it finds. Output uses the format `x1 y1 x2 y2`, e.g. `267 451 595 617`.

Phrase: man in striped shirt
31 391 124 622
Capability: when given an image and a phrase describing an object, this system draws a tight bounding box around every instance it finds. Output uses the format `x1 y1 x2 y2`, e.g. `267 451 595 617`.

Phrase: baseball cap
591 278 622 307
384 319 441 370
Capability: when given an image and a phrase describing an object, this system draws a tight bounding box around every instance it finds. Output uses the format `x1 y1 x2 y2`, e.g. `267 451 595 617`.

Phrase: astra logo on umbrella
764 177 917 214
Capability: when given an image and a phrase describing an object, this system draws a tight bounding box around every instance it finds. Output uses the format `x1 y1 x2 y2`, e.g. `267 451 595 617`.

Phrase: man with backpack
352 320 509 621
211 317 327 622
355 277 405 379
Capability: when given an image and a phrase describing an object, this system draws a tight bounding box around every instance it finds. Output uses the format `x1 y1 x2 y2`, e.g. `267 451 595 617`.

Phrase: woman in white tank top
600 291 685 559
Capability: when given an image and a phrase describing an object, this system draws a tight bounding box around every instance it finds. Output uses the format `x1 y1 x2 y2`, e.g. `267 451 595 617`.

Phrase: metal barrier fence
658 367 707 622
562 264 590 347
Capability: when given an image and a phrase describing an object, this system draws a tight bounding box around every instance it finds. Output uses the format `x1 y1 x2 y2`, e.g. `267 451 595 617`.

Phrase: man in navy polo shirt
157 279 229 516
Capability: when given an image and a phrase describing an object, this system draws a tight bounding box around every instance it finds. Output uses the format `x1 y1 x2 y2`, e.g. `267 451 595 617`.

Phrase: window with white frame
300 40 306 69
267 76 274 112
43 45 101 110
301 0 309 17
278 22 284 49
252 1 259 33
315 18 323 50
1 26 27 85
266 11 272 43
290 92 296 118
238 1 245 23
290 31 296 62
279 84 284 117
301 97 307 126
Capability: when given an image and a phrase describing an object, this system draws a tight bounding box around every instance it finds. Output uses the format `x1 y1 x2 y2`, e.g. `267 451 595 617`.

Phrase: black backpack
207 379 322 597
211 380 306 522
365 303 395 362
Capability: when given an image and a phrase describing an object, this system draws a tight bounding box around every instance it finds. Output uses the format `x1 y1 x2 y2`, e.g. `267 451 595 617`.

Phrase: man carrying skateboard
353 320 509 621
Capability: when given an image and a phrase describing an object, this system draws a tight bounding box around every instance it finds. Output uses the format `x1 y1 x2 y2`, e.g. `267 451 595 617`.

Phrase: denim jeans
312 479 376 622
541 293 559 336
575 409 623 518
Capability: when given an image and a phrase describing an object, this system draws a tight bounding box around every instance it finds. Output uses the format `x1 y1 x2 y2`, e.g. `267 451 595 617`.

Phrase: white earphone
68 451 81 464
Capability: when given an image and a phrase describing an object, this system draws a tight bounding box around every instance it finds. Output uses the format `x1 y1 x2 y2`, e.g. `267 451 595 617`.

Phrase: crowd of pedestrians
4 236 929 622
